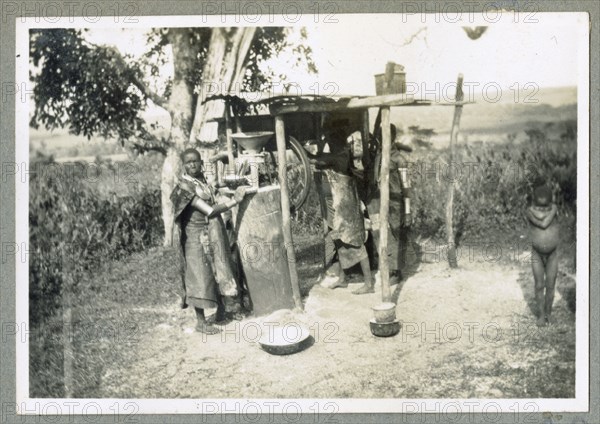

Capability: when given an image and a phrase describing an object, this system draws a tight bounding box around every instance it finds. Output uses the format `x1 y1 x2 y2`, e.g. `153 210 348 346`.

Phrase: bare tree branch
398 27 428 48
132 131 170 156
130 74 167 108
83 39 168 108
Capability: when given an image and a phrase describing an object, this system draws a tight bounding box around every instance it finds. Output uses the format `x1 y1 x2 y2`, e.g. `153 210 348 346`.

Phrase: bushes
410 121 577 240
291 121 577 244
29 155 163 324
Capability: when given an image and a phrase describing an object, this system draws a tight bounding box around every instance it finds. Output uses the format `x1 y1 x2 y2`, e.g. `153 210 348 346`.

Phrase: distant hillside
385 86 577 145
389 102 577 133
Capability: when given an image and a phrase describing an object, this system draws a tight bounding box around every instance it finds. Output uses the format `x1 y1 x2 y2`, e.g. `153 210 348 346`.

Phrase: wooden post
312 114 329 268
361 109 370 168
361 108 371 198
275 115 303 310
446 74 464 268
313 170 328 269
224 102 235 174
379 107 392 303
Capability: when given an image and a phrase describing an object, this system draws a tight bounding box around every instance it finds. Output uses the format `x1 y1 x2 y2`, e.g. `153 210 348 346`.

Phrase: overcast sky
83 13 585 99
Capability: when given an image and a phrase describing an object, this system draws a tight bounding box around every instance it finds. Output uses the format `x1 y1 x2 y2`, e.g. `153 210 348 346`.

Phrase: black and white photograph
4 2 594 419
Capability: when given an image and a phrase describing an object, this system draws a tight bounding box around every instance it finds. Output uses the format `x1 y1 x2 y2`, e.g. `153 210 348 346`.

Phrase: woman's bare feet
195 307 221 334
320 274 347 289
195 322 221 334
352 283 375 295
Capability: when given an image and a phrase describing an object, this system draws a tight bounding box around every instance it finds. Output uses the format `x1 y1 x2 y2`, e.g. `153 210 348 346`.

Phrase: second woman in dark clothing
308 120 375 295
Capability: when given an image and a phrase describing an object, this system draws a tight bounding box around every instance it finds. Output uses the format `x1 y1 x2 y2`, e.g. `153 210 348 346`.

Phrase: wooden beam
436 101 475 106
275 116 303 310
346 94 428 109
379 106 392 303
268 95 430 115
269 102 351 115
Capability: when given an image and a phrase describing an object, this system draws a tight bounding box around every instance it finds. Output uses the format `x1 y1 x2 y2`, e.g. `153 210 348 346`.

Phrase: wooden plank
378 107 392 303
436 101 475 106
236 186 296 315
346 94 428 109
269 95 430 115
446 74 464 269
275 116 303 310
269 101 351 115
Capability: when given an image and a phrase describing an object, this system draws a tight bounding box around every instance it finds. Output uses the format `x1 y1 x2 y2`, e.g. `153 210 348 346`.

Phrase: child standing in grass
526 184 560 327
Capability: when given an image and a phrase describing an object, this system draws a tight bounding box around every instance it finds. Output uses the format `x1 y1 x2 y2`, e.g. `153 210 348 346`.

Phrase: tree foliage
30 29 150 143
29 27 317 149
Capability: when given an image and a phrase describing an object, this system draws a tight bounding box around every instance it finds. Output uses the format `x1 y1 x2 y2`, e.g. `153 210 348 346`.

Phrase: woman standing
308 120 374 295
171 148 247 334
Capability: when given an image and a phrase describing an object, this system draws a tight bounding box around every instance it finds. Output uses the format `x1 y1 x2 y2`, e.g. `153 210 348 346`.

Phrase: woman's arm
526 204 557 229
308 151 340 165
308 150 351 172
190 186 247 218
529 205 552 220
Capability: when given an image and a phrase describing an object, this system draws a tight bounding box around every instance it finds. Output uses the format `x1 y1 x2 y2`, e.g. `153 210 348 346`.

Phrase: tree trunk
190 27 257 144
161 27 256 246
161 29 199 246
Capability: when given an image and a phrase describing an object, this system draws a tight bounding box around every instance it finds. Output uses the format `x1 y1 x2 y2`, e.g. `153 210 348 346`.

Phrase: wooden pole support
313 114 329 269
361 108 371 176
379 106 392 303
275 115 303 310
446 73 464 269
224 103 235 174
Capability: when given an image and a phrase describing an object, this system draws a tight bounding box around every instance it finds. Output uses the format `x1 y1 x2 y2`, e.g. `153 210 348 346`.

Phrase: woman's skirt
183 225 219 310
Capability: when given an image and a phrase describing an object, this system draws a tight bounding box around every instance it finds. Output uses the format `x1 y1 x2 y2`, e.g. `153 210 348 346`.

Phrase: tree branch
398 27 427 47
131 130 170 156
130 74 167 108
83 39 168 108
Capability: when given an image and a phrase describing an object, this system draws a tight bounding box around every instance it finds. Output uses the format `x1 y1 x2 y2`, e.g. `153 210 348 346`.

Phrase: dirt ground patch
97 253 575 399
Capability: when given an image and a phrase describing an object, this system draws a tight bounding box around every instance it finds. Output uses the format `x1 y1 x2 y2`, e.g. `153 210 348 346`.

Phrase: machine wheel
264 136 312 212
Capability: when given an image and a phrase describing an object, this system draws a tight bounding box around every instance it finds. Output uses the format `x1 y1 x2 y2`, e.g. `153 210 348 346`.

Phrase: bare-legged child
526 185 560 327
